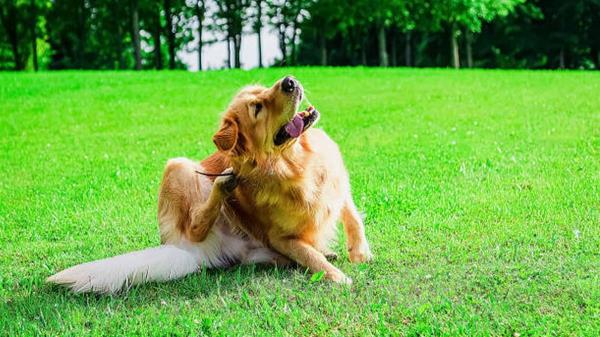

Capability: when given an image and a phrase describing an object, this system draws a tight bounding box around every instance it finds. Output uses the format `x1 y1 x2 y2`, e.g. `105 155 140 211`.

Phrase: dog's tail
47 244 206 294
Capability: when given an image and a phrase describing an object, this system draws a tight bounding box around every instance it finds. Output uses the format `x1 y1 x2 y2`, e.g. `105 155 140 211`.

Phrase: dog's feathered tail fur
46 231 245 294
46 245 201 294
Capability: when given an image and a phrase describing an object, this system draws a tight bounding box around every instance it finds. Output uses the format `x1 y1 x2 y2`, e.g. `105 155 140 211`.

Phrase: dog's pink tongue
285 115 304 138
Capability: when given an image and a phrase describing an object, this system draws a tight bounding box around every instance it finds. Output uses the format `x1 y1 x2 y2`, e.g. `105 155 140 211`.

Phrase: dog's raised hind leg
187 168 237 242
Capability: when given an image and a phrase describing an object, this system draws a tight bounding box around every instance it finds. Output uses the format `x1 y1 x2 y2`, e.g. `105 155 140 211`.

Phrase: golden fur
158 76 372 283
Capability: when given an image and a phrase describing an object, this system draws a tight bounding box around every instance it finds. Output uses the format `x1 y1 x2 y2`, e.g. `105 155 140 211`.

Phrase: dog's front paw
214 168 238 194
326 269 353 285
348 242 373 263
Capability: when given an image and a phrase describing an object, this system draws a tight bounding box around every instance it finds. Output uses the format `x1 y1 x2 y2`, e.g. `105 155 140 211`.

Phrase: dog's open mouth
274 106 320 146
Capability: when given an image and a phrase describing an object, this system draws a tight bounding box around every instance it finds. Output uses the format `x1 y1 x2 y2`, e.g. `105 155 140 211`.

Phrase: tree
388 0 416 67
432 0 524 68
0 0 27 70
29 0 40 71
470 0 598 69
164 0 177 69
94 0 131 69
46 0 126 69
268 0 307 66
215 0 250 69
252 0 264 67
591 1 600 68
377 24 388 66
542 0 597 69
3 0 599 71
193 0 206 70
131 0 142 70
362 0 398 67
74 0 88 68
313 0 341 66
149 0 164 69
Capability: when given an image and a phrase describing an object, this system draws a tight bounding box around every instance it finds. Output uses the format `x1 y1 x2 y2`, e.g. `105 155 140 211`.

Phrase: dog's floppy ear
213 118 238 152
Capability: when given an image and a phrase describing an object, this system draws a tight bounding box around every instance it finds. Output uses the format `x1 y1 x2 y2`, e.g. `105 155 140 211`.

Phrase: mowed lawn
1 68 599 336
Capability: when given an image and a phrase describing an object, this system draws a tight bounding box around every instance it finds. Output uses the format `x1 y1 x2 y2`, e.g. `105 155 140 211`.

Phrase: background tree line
1 0 599 71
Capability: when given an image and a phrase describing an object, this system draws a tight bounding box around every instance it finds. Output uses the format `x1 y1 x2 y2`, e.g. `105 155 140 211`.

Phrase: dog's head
213 76 319 157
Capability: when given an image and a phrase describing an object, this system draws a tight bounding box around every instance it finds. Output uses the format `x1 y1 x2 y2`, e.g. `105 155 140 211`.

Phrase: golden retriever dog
48 76 372 293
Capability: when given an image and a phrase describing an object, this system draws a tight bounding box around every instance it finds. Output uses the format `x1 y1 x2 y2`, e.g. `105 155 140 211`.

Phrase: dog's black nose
281 76 296 93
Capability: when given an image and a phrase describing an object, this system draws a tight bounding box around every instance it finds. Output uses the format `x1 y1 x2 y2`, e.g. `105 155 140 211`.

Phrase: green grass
1 68 599 336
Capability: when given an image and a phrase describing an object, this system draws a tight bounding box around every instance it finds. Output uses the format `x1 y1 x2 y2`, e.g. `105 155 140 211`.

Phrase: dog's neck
233 139 312 185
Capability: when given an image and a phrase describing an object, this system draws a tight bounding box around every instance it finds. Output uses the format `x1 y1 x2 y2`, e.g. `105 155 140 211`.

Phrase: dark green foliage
0 0 598 70
297 0 600 69
0 0 48 70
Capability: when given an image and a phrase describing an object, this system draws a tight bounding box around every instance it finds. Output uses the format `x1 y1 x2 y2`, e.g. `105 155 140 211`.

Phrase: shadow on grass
61 262 298 299
3 263 303 330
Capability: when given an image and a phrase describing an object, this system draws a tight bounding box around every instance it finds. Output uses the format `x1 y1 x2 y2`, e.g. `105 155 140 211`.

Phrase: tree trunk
559 48 565 69
377 24 388 67
465 29 473 68
131 0 142 70
415 32 424 66
288 4 302 66
0 3 22 70
195 0 205 71
278 25 287 66
226 36 232 68
405 31 412 67
76 0 86 68
390 29 397 67
345 30 354 65
361 37 367 65
116 23 125 69
30 0 38 71
350 27 359 65
591 47 599 70
31 29 37 71
319 33 327 66
256 0 263 68
164 0 176 69
450 22 460 69
257 28 263 68
8 24 21 70
290 26 298 66
234 34 241 68
153 5 163 70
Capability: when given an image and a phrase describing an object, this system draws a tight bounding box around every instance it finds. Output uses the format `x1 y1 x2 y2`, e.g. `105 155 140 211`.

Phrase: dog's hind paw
214 168 238 194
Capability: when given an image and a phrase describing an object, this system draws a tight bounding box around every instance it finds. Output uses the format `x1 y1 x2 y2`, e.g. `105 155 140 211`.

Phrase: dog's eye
254 103 263 117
